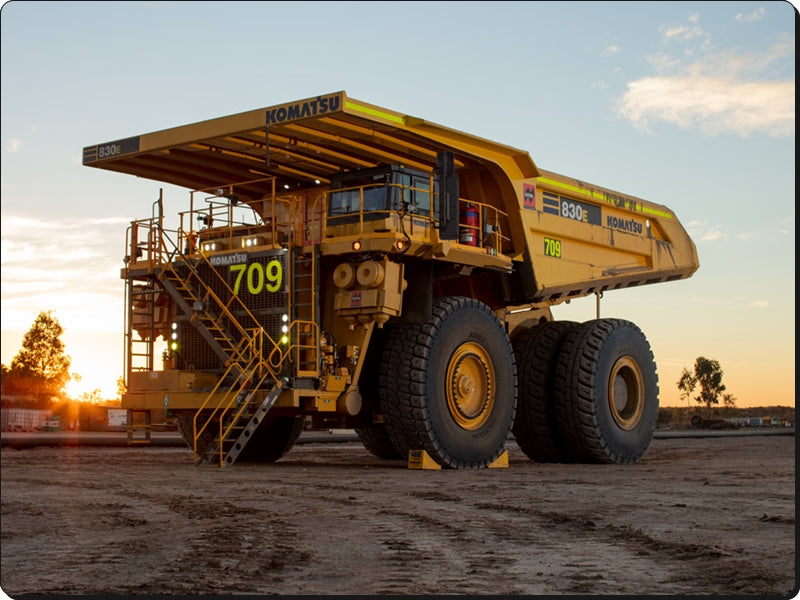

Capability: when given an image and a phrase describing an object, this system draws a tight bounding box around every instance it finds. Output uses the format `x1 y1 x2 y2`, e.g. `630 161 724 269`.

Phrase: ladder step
221 381 283 467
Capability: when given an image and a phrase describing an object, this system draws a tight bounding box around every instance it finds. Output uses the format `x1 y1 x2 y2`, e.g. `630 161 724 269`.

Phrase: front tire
379 297 516 469
355 423 401 459
175 410 303 463
554 319 659 464
236 414 305 463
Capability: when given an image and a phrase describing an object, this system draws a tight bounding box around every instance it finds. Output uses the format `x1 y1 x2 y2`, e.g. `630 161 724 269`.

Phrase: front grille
177 249 289 372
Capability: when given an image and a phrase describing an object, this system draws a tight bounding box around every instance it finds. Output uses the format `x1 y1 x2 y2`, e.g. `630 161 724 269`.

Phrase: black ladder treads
221 382 283 467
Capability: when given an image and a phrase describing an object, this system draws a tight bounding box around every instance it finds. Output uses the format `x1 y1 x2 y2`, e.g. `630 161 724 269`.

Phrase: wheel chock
408 449 441 470
488 450 509 469
407 449 509 469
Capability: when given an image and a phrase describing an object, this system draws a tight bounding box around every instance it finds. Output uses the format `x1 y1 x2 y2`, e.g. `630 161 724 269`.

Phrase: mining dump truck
83 92 698 469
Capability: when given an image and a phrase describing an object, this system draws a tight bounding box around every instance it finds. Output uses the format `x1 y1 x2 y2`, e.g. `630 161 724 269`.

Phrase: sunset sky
1 1 795 408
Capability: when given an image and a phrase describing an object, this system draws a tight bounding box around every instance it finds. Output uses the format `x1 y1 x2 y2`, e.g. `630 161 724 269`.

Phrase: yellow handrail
192 328 278 464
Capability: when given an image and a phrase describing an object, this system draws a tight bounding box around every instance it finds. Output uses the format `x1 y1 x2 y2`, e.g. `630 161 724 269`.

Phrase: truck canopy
83 91 538 203
85 92 698 302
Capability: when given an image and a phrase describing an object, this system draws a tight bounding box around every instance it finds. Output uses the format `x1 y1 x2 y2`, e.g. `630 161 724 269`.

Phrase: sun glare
65 375 118 403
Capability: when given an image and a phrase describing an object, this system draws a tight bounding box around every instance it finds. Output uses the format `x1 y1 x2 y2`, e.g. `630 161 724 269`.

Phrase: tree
677 369 695 409
116 375 127 400
677 356 727 418
79 388 103 404
3 311 72 407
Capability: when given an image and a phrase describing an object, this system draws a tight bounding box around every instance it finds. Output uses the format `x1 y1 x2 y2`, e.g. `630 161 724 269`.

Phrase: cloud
616 74 794 137
1 215 128 334
748 300 769 309
735 7 766 23
614 48 794 137
699 226 725 243
661 14 705 42
614 15 794 138
602 44 620 56
778 216 793 235
5 124 38 154
686 221 727 243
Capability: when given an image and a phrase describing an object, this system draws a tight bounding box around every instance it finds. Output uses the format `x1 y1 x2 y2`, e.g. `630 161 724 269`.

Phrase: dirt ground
1 432 796 597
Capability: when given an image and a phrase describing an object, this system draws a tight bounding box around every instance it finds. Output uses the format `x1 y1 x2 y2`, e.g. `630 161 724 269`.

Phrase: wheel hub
446 342 495 430
608 356 645 430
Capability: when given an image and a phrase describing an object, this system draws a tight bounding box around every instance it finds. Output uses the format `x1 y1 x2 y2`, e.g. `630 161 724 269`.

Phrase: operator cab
327 164 434 224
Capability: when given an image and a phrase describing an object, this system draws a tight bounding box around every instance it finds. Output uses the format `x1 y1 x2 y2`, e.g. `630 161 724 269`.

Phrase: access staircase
157 254 286 466
193 356 284 467
124 192 322 466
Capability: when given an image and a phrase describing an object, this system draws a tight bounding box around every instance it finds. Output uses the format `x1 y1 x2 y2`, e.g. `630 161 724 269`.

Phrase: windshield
327 166 431 221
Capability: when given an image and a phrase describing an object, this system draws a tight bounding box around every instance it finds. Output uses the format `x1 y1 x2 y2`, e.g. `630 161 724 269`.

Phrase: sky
0 1 795 408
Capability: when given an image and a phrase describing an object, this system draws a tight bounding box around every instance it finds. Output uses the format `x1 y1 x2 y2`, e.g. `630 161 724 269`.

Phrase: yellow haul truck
83 92 698 469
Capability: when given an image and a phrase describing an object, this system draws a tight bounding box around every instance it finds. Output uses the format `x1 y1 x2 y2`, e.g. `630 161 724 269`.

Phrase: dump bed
83 91 698 304
519 168 698 302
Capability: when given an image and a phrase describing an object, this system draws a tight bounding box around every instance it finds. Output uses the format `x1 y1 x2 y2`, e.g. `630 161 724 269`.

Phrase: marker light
352 240 362 251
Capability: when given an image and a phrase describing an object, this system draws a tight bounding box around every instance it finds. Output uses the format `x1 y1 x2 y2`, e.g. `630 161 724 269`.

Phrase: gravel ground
1 432 796 596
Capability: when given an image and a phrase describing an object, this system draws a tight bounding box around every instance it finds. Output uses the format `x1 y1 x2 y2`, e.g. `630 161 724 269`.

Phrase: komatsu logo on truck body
265 94 342 125
209 252 247 267
607 215 643 234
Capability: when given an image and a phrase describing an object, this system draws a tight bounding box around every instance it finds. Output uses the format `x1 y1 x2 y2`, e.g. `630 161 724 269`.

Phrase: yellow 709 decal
544 237 562 258
230 260 283 295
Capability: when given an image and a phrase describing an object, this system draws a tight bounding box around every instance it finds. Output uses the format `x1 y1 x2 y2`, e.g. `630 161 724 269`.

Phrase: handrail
322 181 511 252
192 335 255 457
179 196 296 254
126 215 287 379
459 198 511 253
192 328 277 464
168 223 285 359
282 319 320 373
324 181 437 240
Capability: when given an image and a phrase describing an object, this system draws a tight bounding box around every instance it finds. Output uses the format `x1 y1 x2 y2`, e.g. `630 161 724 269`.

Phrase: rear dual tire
513 318 658 465
553 318 659 464
512 320 579 462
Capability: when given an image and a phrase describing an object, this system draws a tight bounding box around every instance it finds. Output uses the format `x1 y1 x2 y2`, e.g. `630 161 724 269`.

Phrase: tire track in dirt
2 437 794 595
475 501 789 595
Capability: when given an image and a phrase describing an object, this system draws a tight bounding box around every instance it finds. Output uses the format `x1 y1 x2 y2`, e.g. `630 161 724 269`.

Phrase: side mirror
436 151 459 240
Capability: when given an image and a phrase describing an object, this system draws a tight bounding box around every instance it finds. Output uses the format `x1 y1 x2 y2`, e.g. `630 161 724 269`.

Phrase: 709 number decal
544 237 562 258
230 260 283 295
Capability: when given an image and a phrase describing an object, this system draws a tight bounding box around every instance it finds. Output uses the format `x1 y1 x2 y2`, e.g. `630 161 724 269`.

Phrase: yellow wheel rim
608 356 645 430
445 342 495 430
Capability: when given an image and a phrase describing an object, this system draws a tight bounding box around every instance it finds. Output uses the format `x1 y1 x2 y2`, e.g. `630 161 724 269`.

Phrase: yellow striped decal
345 101 406 126
538 176 672 219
